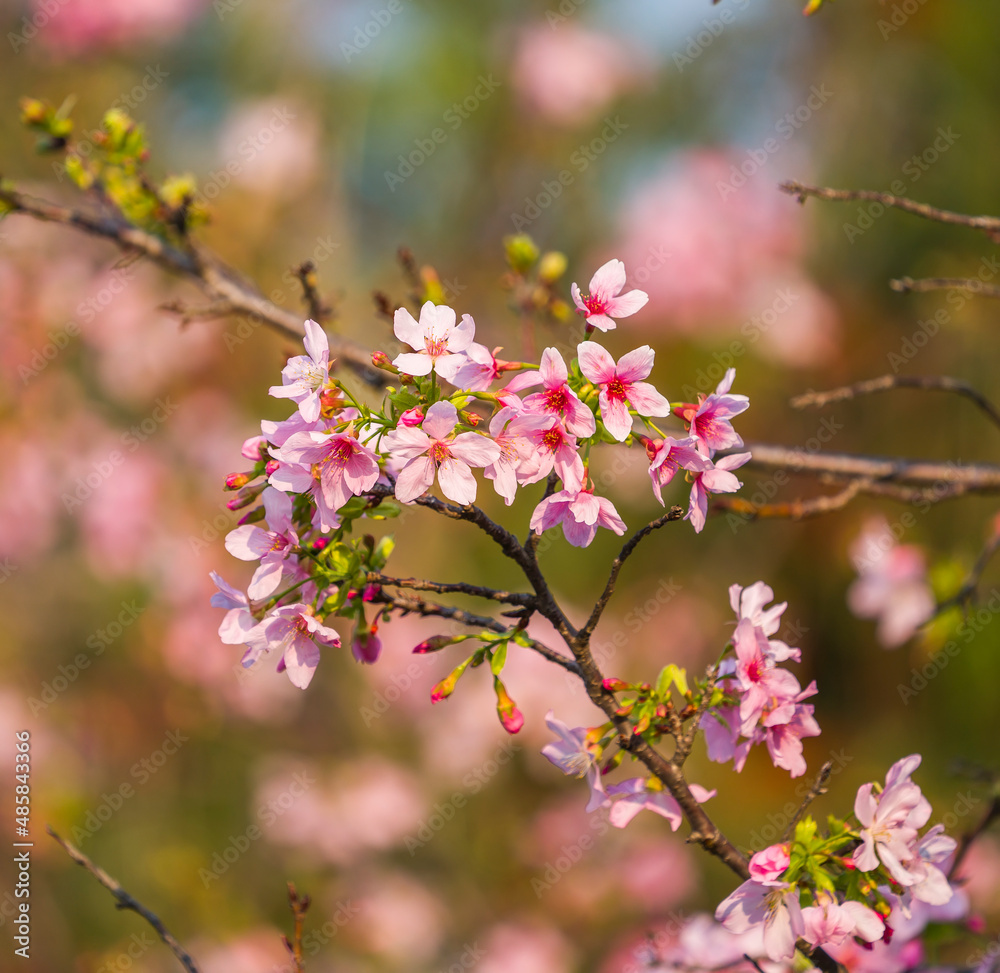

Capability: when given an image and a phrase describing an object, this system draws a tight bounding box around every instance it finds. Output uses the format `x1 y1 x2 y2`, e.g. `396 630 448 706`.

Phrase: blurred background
1 0 1000 970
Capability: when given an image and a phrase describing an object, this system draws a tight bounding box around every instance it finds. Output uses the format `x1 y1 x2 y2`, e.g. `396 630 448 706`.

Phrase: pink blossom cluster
212 260 752 688
701 582 820 778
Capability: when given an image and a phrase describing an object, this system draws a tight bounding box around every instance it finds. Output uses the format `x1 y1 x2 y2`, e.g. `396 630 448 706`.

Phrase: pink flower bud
227 482 266 510
494 676 523 735
265 459 280 476
413 635 453 654
399 407 425 427
225 472 251 490
241 436 268 461
371 351 397 371
602 677 630 692
352 628 382 665
748 843 791 885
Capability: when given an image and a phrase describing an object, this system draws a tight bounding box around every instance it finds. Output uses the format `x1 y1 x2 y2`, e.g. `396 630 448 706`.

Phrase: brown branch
714 481 869 522
372 589 581 675
792 375 1000 435
742 444 1000 492
780 180 1000 238
581 507 685 640
281 882 310 973
48 827 200 973
891 276 1000 299
0 185 383 384
293 260 330 324
935 529 1000 616
781 761 834 842
368 572 535 607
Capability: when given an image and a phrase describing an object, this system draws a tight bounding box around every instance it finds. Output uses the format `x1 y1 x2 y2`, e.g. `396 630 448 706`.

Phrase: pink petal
615 345 655 383
600 393 634 442
395 456 436 503
589 258 626 300
576 341 617 384
539 347 568 386
393 307 425 348
422 400 459 440
392 351 434 376
449 432 502 467
437 458 478 505
605 289 649 318
626 381 671 418
303 318 329 365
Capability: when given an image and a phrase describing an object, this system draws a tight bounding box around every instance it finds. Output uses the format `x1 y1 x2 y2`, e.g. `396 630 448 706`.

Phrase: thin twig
367 573 535 606
0 186 382 384
48 827 200 973
780 181 1000 238
935 530 1000 616
714 481 870 522
281 882 310 973
293 261 330 324
891 276 1000 299
791 375 1000 435
372 589 582 675
781 761 834 842
581 507 685 640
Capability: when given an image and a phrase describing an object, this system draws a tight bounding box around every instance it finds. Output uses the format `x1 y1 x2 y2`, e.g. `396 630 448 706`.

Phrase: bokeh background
1 0 1000 970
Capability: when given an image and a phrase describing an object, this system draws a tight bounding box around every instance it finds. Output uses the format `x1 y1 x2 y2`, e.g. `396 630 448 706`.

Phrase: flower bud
413 635 455 654
461 411 481 427
602 677 630 692
227 481 266 511
372 351 398 372
241 435 268 461
538 251 568 284
431 657 471 702
238 506 266 526
503 234 540 274
225 472 251 490
493 676 523 734
265 459 280 477
399 407 424 427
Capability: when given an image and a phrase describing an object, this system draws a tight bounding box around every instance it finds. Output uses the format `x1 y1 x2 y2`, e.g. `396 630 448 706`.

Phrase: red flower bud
602 677 630 692
225 472 251 490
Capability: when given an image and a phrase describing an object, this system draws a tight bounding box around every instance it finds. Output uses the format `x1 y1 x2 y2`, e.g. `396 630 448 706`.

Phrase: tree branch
372 589 582 675
791 374 1000 435
781 761 834 842
780 180 1000 239
581 507 685 640
0 185 382 384
48 827 200 973
890 276 1000 299
368 572 535 606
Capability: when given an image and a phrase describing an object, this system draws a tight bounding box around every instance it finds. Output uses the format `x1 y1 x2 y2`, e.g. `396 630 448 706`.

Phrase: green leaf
490 641 508 675
371 536 395 570
655 664 689 697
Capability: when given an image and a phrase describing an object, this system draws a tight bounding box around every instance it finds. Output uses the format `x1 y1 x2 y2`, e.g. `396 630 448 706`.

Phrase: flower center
606 377 629 402
583 295 607 316
429 441 451 464
544 387 568 413
541 428 563 451
425 337 448 358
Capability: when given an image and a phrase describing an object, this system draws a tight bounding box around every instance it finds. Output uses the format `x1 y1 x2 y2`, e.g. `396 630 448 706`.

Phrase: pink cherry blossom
352 627 383 665
529 487 626 548
646 435 713 505
449 343 510 391
716 878 804 962
802 894 884 949
271 429 380 528
679 368 750 455
540 711 608 812
522 347 596 437
383 400 500 505
224 487 299 600
606 777 715 830
733 618 803 734
763 691 820 778
749 844 791 885
686 451 751 533
391 302 475 383
243 603 341 689
576 341 670 442
516 416 585 491
847 518 935 648
268 319 331 423
483 407 550 505
570 259 649 332
210 572 258 644
853 754 932 882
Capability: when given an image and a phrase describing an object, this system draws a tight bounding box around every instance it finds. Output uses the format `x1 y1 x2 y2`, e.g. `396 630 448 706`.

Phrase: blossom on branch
570 258 649 332
391 302 475 383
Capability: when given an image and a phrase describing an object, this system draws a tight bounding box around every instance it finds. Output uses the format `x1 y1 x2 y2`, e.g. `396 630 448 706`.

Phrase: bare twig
48 827 200 973
780 181 1000 239
371 589 581 675
714 480 869 522
581 507 685 640
293 261 330 324
891 276 1000 299
367 572 535 607
781 761 834 842
935 529 1000 616
281 882 310 973
791 375 1000 435
0 186 382 384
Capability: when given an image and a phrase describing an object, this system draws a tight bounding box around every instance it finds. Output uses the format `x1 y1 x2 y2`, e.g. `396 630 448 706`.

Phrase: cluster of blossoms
211 258 751 689
701 581 821 779
716 754 960 963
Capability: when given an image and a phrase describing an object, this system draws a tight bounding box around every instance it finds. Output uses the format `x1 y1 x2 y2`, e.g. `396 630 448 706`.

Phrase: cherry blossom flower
529 486 626 548
268 319 331 423
516 416 585 491
483 407 550 505
729 580 799 662
391 302 475 383
802 893 884 949
570 259 649 332
853 754 932 882
749 844 791 885
675 368 750 455
716 877 804 962
224 487 299 600
449 343 519 392
243 603 342 689
847 518 935 648
210 571 257 644
900 825 958 907
522 347 596 437
733 618 803 734
606 777 715 830
762 691 820 778
646 435 712 505
576 341 671 442
383 400 500 505
686 451 751 533
271 429 381 528
540 711 608 812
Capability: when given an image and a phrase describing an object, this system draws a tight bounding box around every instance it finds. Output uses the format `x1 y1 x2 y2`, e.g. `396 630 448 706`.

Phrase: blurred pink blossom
511 24 648 127
476 921 575 973
352 872 446 963
616 150 839 367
